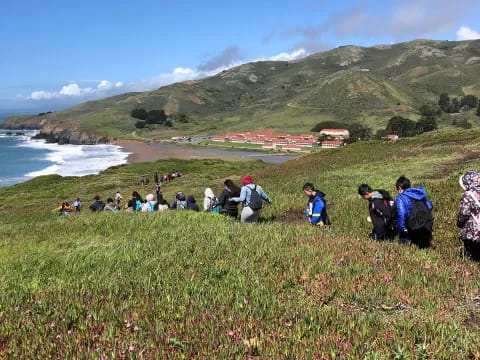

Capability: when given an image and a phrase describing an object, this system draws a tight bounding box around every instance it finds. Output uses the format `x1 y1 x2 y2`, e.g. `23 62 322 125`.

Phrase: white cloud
456 26 480 40
24 48 309 102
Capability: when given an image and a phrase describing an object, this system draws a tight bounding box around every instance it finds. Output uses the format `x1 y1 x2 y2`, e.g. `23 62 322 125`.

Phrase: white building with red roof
282 144 304 152
321 140 344 149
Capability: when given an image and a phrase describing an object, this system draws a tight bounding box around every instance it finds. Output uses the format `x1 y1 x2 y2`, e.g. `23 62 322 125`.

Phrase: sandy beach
118 140 245 163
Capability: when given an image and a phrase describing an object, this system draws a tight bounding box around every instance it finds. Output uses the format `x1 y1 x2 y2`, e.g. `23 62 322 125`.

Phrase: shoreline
117 140 245 163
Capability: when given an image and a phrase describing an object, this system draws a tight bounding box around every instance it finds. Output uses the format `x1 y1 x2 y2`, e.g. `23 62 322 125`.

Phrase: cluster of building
212 131 321 151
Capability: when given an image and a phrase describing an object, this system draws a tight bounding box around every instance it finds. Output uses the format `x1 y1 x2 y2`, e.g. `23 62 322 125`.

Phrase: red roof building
282 144 304 151
321 140 344 149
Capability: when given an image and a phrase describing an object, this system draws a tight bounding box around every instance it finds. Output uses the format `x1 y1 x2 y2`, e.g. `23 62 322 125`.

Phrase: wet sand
118 140 245 163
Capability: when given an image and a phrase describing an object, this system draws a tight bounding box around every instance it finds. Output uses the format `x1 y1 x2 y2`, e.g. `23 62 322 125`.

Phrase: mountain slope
5 39 480 140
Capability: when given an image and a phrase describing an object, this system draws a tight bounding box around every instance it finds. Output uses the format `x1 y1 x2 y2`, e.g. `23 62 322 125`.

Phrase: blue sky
1 0 479 112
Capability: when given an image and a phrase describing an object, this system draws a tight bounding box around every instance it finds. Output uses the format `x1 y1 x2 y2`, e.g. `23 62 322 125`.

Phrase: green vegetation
5 39 480 138
1 128 480 358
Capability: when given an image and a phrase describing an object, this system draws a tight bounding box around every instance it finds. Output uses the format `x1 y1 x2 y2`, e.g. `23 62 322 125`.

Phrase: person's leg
250 209 261 224
240 207 254 223
398 231 410 245
411 230 432 249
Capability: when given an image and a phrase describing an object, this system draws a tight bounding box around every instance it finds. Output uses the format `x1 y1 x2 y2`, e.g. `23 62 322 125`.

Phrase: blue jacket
395 187 433 231
306 191 326 225
232 184 272 207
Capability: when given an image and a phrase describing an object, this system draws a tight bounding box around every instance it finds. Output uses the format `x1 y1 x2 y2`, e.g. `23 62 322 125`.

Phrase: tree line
130 108 189 129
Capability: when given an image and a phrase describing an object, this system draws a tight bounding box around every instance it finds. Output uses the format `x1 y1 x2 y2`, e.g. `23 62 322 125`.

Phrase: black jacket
187 196 200 211
368 190 396 240
218 188 239 217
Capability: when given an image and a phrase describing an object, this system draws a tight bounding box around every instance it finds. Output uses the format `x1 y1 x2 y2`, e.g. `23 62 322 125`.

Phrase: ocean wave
17 138 130 178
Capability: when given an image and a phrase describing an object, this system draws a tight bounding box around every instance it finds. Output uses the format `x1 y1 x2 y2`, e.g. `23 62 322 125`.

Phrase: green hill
1 128 480 358
4 39 480 140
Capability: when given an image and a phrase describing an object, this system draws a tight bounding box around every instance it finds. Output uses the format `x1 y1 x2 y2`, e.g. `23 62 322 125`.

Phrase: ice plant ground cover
1 128 480 358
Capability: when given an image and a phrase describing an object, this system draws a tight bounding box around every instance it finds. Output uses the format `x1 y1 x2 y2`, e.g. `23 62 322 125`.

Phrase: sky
1 0 479 112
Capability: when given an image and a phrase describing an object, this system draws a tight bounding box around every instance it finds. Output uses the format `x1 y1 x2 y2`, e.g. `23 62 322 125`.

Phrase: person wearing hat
458 170 480 261
231 175 272 223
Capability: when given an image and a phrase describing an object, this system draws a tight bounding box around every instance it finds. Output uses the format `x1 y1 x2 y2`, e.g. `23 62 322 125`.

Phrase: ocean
0 114 129 187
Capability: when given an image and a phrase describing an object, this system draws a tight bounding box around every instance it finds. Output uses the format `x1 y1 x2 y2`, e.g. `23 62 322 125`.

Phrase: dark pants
399 230 432 248
463 238 480 262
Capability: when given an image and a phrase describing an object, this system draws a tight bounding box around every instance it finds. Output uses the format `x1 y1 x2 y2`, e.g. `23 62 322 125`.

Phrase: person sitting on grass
358 184 396 241
58 202 71 216
142 194 156 212
218 179 241 218
303 183 330 226
231 175 272 224
104 197 119 212
89 196 105 212
395 176 434 248
171 192 187 210
457 170 480 262
187 195 200 211
130 191 143 211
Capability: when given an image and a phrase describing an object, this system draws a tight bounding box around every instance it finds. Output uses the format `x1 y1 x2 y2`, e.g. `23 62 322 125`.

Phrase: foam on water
18 139 130 177
0 130 130 185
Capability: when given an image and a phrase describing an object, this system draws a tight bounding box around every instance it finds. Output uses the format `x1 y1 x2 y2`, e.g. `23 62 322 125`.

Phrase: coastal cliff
3 115 110 144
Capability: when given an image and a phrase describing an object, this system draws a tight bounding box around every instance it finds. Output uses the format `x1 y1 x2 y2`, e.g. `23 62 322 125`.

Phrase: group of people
56 168 480 262
140 170 182 186
303 172 480 261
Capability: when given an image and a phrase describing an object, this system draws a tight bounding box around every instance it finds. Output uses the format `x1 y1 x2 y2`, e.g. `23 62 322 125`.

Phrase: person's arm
310 198 325 224
218 191 227 207
457 194 471 229
203 197 210 211
232 187 247 203
258 186 272 204
396 196 407 232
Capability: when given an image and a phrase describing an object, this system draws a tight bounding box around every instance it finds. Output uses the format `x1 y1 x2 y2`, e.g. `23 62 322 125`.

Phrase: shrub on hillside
134 120 146 129
130 108 148 120
146 110 167 124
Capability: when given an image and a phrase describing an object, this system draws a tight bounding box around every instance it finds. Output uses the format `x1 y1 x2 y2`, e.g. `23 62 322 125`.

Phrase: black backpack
374 189 396 223
248 185 263 210
407 200 433 232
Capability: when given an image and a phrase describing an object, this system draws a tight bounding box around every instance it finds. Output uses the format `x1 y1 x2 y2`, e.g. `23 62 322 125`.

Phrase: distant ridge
4 39 480 140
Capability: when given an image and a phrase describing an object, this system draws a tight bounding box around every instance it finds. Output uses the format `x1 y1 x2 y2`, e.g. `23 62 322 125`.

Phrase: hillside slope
4 39 480 141
1 128 480 358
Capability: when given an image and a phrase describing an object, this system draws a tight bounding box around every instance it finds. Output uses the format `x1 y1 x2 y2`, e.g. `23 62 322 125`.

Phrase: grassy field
1 128 480 359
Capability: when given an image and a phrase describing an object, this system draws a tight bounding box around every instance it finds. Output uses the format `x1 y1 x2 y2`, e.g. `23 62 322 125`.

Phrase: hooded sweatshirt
396 187 433 231
457 170 480 242
203 188 216 211
187 196 200 211
171 192 187 210
306 190 327 225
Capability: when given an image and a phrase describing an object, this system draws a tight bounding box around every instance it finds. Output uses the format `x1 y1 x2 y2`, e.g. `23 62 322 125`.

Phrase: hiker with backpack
203 188 221 213
457 170 480 261
104 198 120 212
358 184 396 240
231 175 272 223
218 179 241 218
395 176 434 248
89 195 105 212
171 192 188 210
141 194 156 212
303 183 330 227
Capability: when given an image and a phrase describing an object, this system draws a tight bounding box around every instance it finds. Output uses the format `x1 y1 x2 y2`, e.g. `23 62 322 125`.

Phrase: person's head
395 176 411 194
61 202 66 207
241 175 253 186
358 184 374 200
187 195 196 203
204 187 215 198
132 191 140 199
116 190 120 194
106 197 114 204
303 183 316 197
160 199 168 205
460 170 480 191
76 198 80 201
146 193 155 202
94 195 100 201
176 192 186 201
224 179 241 195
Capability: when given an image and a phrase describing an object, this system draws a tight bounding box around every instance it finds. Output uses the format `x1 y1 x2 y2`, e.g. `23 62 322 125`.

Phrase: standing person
104 198 119 212
218 179 241 218
154 172 159 185
114 191 123 206
231 175 272 224
457 170 480 261
89 196 105 212
303 183 330 227
203 188 219 212
73 198 82 213
358 184 396 240
395 176 434 248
